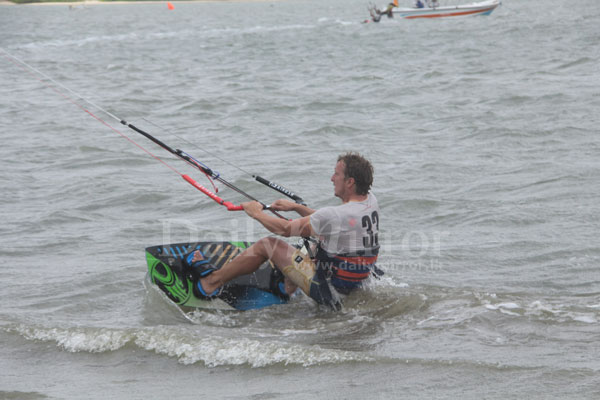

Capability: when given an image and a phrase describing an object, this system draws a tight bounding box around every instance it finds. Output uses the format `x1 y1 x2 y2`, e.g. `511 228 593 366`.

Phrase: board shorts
280 249 342 310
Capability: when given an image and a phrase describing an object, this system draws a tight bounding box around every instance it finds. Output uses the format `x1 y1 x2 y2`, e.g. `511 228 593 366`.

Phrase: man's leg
197 237 297 294
196 238 340 309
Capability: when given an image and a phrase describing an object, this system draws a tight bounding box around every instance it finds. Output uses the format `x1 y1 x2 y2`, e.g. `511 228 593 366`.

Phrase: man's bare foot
192 250 205 263
198 277 221 296
187 251 221 298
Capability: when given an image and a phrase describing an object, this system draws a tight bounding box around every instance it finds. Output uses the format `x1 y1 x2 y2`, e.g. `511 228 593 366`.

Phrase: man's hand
242 201 264 218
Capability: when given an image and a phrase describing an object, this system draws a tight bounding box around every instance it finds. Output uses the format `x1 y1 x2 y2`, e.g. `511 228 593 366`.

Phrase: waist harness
315 246 380 294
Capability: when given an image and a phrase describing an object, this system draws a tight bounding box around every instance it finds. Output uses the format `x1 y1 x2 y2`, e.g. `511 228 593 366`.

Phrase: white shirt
310 193 380 255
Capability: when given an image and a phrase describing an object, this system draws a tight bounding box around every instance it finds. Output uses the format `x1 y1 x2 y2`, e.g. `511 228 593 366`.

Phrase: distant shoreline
0 0 274 5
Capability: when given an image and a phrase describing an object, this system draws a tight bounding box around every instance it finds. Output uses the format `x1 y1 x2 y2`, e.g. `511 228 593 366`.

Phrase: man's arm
270 199 315 217
243 201 315 238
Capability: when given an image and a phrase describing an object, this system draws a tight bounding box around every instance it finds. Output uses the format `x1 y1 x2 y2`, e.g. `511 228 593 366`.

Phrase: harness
315 245 380 294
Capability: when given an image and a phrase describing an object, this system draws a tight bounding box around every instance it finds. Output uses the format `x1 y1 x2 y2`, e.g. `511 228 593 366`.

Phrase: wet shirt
310 193 380 292
310 192 380 255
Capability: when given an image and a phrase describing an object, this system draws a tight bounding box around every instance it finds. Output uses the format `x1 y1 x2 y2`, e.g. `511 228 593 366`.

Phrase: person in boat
378 2 397 18
187 152 381 310
415 0 425 8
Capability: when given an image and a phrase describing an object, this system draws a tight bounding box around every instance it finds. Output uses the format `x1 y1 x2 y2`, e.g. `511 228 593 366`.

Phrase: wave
13 22 320 53
3 281 598 371
18 33 143 51
4 323 373 368
0 391 48 400
483 298 598 324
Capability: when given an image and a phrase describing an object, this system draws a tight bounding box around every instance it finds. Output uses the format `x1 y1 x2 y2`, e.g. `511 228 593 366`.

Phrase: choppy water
1 0 599 398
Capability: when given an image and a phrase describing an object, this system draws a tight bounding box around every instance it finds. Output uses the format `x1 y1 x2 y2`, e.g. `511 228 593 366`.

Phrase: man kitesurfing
187 152 381 310
1 48 381 311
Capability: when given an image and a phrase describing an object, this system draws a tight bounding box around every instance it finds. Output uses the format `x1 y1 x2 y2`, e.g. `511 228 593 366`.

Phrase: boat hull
391 0 500 19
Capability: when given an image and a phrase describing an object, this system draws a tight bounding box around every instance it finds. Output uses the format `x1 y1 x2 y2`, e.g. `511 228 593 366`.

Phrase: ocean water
1 0 599 398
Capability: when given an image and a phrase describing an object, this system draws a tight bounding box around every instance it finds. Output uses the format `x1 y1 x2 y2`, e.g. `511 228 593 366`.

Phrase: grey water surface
1 0 599 398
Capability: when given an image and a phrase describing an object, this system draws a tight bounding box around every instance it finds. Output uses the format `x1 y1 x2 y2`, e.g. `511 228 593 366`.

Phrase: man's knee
255 237 295 267
255 237 285 257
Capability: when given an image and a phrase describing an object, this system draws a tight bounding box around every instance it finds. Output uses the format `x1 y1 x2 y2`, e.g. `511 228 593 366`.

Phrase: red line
405 6 494 18
2 52 181 175
182 175 243 210
2 51 245 212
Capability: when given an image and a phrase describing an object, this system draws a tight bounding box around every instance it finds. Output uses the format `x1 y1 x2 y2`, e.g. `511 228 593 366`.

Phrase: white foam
416 315 436 325
370 274 409 289
8 324 372 368
19 33 140 50
12 324 132 353
279 328 321 336
484 302 521 311
526 301 598 324
528 300 559 315
134 327 372 367
498 308 520 316
570 314 597 324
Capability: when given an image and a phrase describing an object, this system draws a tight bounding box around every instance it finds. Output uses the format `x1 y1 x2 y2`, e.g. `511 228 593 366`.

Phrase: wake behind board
145 241 289 311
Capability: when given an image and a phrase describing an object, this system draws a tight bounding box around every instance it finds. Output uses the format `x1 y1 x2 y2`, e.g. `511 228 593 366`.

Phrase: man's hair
337 152 374 195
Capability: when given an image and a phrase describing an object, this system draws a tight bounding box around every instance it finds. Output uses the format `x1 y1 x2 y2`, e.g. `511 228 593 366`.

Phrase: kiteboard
145 241 290 311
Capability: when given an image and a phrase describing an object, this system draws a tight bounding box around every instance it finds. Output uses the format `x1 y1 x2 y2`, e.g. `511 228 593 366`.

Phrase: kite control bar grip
182 175 285 215
223 202 244 211
182 175 243 211
254 175 306 205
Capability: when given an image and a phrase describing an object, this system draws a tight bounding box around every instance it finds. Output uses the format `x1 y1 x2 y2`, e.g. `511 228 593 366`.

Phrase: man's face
331 161 348 199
